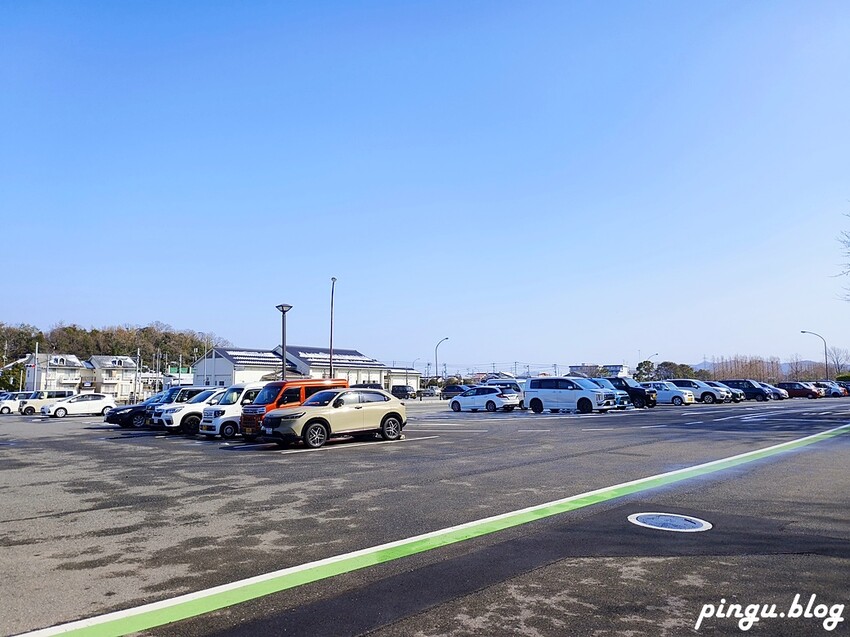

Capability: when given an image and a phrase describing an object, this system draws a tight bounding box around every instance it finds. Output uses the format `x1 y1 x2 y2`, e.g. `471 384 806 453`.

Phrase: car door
331 391 365 432
557 379 580 410
358 390 391 431
455 388 476 410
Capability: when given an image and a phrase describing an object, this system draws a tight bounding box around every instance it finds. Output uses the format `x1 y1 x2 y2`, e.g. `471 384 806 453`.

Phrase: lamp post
406 358 420 385
801 330 829 380
435 337 448 382
329 277 337 379
276 304 293 381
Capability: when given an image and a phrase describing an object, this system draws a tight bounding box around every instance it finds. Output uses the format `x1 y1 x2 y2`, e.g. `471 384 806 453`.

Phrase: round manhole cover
627 512 712 532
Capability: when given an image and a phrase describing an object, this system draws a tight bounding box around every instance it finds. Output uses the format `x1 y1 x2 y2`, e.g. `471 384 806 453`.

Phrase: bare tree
828 346 849 377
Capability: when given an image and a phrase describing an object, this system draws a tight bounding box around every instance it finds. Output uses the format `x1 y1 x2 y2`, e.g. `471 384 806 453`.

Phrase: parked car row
101 378 407 450
439 375 850 416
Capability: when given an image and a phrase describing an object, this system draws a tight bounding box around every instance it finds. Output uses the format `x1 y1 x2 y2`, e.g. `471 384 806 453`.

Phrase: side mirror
333 398 344 408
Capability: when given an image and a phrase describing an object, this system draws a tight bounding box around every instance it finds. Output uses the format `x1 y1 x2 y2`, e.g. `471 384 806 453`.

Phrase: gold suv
260 388 406 448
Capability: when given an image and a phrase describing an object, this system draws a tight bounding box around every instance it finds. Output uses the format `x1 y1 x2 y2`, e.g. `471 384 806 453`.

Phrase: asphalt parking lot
2 399 849 636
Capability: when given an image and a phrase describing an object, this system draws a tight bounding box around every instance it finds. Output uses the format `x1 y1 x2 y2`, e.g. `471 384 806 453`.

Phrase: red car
775 382 820 399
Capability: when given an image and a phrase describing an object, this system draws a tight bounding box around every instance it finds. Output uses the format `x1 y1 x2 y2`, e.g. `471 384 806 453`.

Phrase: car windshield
142 392 167 405
218 388 243 405
253 386 280 405
302 390 343 407
620 377 640 388
188 390 218 404
592 378 615 390
573 378 600 390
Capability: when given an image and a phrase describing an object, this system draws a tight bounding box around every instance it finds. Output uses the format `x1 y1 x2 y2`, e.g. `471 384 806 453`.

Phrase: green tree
633 360 656 381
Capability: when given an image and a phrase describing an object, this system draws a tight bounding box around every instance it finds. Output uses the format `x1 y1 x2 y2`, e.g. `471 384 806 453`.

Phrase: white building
23 354 87 392
191 348 296 387
87 356 139 401
279 346 420 390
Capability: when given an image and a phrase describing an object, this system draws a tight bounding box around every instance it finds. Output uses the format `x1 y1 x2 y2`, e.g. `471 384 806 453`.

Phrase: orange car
240 378 348 440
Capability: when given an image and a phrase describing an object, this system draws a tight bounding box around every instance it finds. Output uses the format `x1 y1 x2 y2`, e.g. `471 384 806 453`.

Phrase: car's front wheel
131 413 146 427
577 398 593 414
755 394 766 402
451 401 461 412
220 423 238 439
672 396 683 406
702 393 715 404
633 396 646 409
303 422 328 449
0 406 10 415
182 415 201 435
54 408 67 418
380 415 402 440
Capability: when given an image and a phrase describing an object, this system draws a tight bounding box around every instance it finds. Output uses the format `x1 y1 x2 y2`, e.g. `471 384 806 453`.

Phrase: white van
199 382 266 439
484 378 527 409
19 390 76 415
524 377 615 414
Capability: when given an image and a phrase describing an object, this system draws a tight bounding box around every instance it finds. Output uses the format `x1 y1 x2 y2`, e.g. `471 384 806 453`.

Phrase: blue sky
2 1 849 375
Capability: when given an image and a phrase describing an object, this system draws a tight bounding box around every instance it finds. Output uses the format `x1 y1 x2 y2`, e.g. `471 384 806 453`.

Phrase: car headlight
212 409 225 418
279 411 305 420
164 406 184 414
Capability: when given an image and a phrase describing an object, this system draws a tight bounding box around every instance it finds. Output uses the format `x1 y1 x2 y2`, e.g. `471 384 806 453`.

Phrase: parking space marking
25 423 850 637
640 425 669 429
516 429 550 432
682 422 703 426
276 435 439 454
581 427 616 431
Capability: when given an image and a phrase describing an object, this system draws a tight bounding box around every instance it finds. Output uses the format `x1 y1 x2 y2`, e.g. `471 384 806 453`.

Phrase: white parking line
276 436 440 454
409 422 468 427
582 427 616 431
640 425 669 429
682 422 703 426
407 429 489 433
517 429 551 432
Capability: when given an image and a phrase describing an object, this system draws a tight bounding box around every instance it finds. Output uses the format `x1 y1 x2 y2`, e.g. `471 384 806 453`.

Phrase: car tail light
497 393 508 398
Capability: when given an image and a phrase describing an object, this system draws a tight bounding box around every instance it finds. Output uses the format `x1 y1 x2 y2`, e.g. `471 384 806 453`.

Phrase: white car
41 393 117 418
0 391 32 414
199 382 266 439
669 379 730 404
641 381 695 406
161 388 226 434
484 379 527 409
449 386 521 412
524 377 616 414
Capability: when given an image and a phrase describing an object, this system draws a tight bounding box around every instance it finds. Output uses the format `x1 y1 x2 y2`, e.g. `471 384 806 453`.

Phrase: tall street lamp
276 304 293 381
329 277 337 379
435 337 448 381
406 358 420 385
801 330 829 380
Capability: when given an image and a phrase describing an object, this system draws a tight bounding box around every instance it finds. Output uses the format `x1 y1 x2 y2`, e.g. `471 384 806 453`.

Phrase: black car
718 379 772 401
604 377 657 408
441 384 470 400
391 385 417 399
105 391 168 428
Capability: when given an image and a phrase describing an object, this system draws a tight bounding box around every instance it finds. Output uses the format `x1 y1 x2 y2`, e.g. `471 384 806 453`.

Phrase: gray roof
88 355 138 369
284 345 386 370
207 348 284 369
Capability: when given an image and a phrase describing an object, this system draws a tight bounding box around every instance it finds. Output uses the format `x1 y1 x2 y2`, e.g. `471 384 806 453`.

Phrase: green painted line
24 423 850 637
